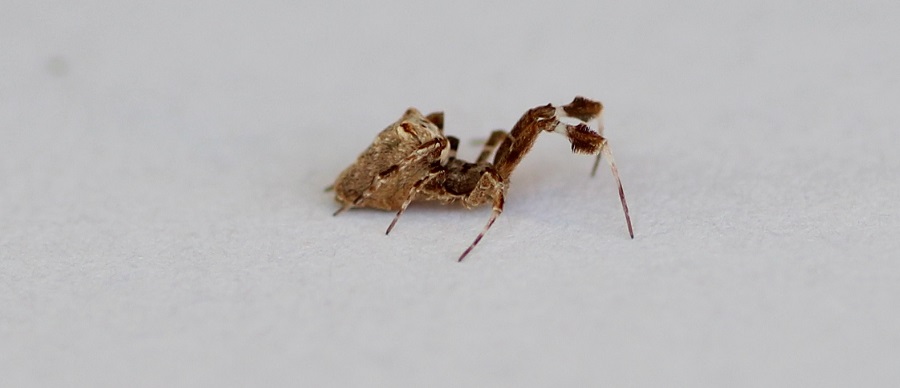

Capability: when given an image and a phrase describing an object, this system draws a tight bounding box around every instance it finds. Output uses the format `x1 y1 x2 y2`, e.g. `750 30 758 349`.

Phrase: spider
329 96 633 261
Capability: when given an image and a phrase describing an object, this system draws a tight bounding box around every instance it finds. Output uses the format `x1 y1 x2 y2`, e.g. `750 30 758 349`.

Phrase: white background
2 1 899 386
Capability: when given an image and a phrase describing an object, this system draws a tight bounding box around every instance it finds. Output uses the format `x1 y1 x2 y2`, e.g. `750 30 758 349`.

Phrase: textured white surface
2 1 900 387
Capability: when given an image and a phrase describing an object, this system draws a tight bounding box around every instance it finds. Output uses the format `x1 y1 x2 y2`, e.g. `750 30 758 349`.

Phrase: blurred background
2 1 899 386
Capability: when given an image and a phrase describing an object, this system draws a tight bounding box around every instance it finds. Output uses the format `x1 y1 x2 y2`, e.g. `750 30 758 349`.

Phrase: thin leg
458 193 505 262
332 202 352 216
599 143 634 238
385 168 443 235
476 130 507 163
333 137 447 216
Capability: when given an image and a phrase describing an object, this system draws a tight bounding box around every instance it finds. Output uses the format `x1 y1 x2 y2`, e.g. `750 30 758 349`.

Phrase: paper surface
2 1 899 386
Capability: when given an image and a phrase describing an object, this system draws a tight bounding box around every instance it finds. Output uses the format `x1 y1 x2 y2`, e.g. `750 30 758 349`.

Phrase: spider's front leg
549 101 634 239
458 169 507 262
458 192 504 262
493 96 633 239
554 96 607 176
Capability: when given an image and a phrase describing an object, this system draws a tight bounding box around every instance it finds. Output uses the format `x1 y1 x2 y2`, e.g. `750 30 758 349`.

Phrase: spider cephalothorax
330 96 633 261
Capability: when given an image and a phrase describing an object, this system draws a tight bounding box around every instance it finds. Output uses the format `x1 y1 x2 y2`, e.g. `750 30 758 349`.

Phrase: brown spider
329 96 633 261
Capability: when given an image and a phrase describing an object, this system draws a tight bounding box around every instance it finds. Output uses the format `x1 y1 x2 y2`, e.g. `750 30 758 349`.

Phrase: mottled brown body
331 96 633 261
333 108 447 210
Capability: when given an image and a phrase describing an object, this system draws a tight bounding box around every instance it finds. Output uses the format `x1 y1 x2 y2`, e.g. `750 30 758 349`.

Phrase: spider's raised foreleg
554 96 608 176
498 96 632 239
558 96 604 124
550 120 634 238
597 141 634 238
